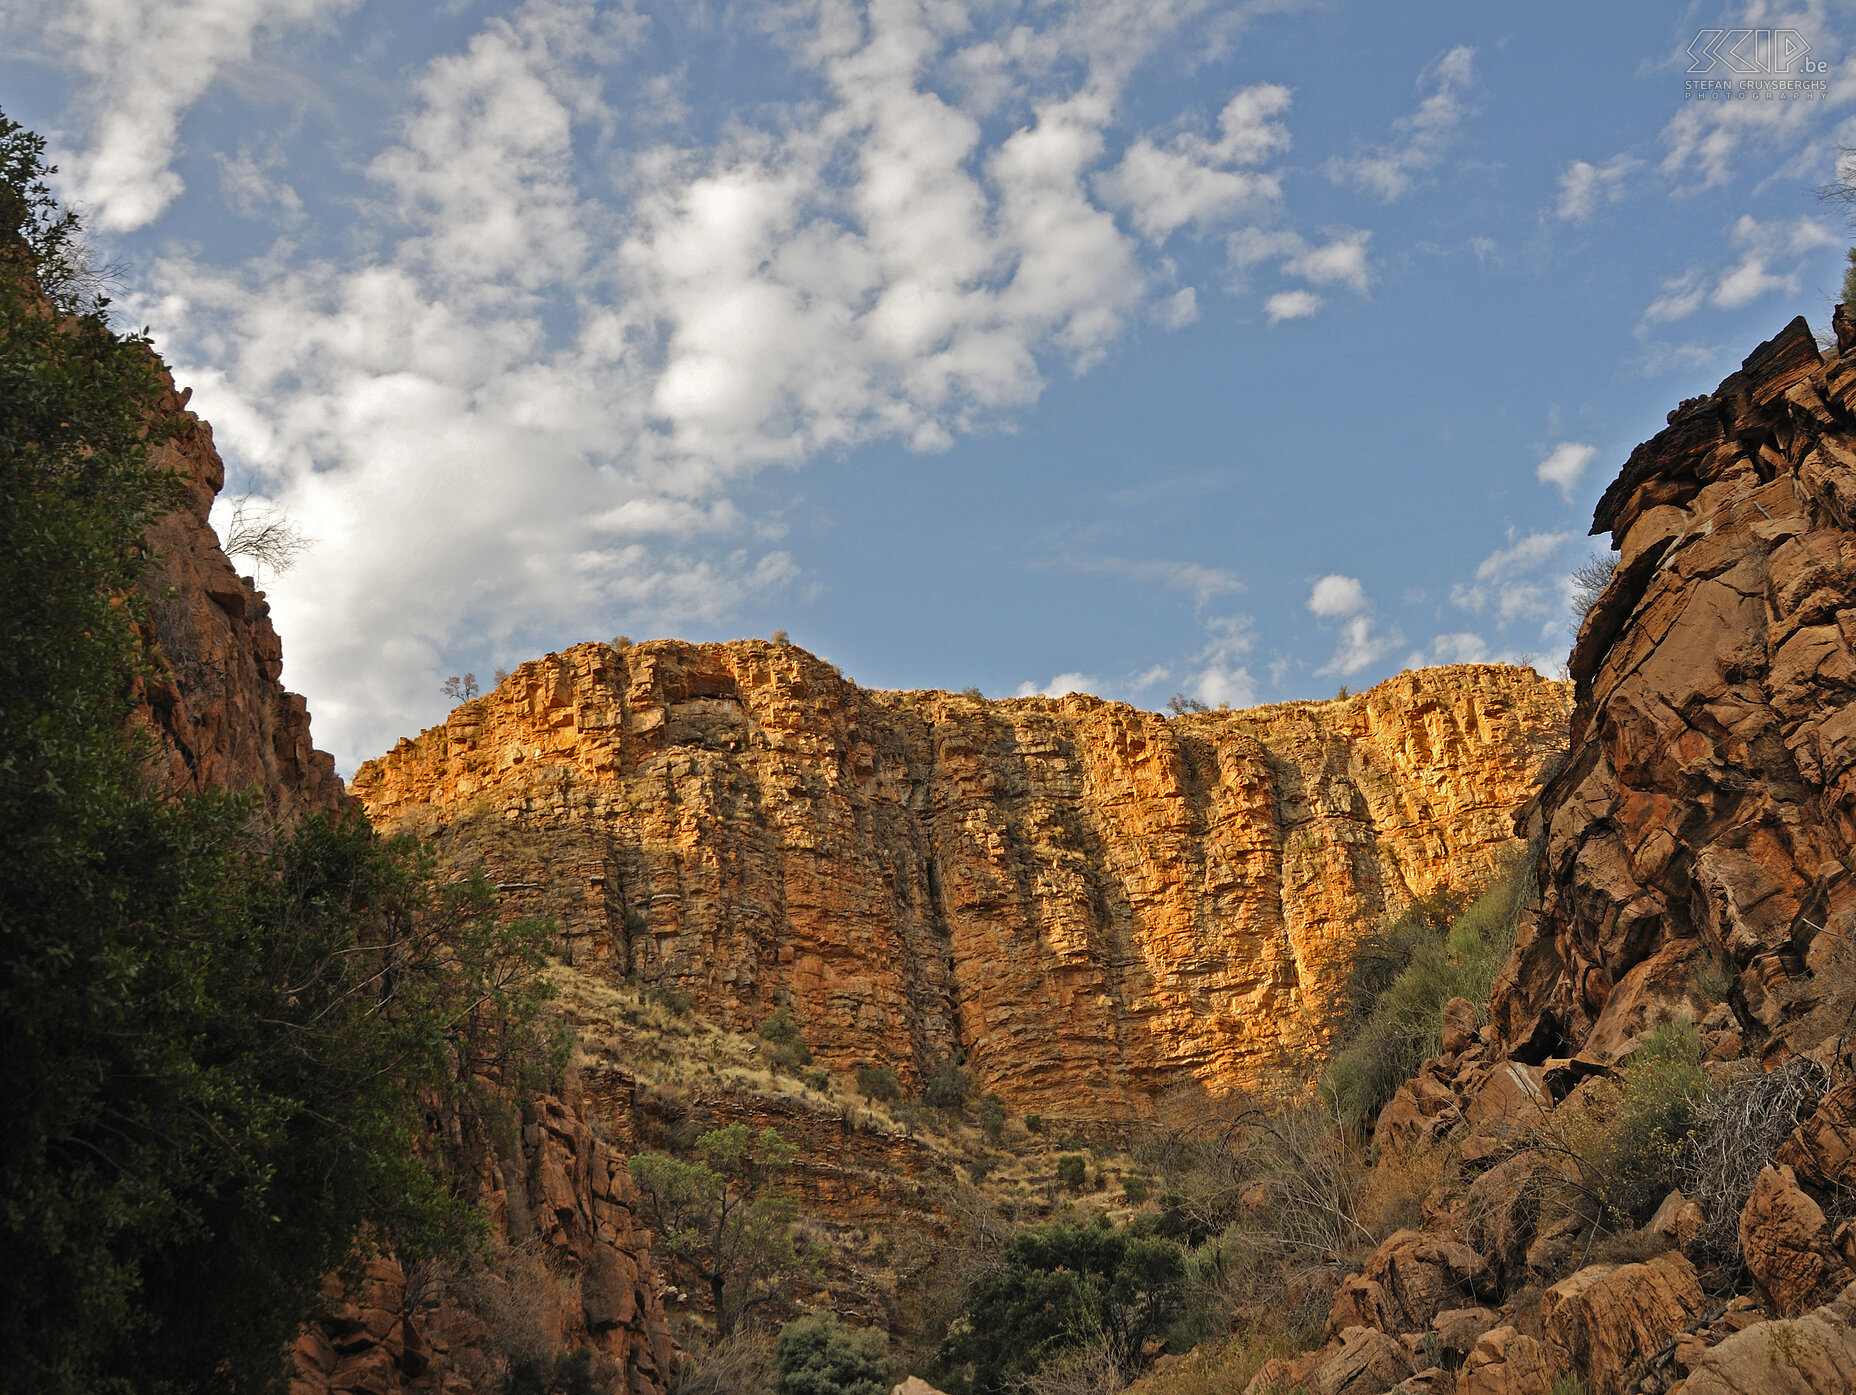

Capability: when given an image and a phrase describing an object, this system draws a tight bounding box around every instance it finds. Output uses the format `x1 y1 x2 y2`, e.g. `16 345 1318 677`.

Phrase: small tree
856 1065 902 1103
628 1125 816 1339
772 1310 889 1395
759 1006 814 1072
923 1062 973 1111
1057 1155 1088 1192
221 492 310 581
977 1093 1007 1143
443 672 480 701
1165 693 1209 716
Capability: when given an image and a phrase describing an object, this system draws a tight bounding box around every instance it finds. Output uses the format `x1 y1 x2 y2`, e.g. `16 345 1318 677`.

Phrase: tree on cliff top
0 108 562 1394
628 1124 819 1340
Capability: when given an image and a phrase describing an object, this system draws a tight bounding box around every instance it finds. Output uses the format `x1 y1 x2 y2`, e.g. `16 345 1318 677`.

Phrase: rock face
134 372 348 819
289 1085 677 1395
1492 316 1856 1066
354 648 1569 1116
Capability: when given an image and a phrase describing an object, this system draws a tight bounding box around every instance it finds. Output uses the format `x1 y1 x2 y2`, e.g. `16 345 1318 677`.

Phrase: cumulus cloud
1326 44 1475 201
1016 672 1098 698
1426 632 1490 664
14 0 362 231
1097 83 1292 241
112 0 1295 768
1306 574 1396 676
1265 289 1321 321
1555 153 1638 223
1642 269 1708 326
1536 441 1599 500
1450 530 1578 628
1181 614 1258 707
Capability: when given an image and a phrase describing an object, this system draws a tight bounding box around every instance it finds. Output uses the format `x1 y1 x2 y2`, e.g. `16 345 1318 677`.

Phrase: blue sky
5 0 1855 771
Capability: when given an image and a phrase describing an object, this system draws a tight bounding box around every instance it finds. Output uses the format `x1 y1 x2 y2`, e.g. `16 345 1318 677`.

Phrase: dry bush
1020 1338 1122 1395
432 1238 588 1393
1356 1143 1445 1242
1681 1055 1830 1265
1136 1329 1298 1395
671 1325 772 1395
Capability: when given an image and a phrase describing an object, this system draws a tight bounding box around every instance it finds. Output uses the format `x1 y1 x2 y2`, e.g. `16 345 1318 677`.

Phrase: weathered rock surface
135 371 348 819
354 647 1568 1116
289 1085 676 1395
1680 1279 1856 1395
1740 1162 1853 1317
1492 316 1856 1067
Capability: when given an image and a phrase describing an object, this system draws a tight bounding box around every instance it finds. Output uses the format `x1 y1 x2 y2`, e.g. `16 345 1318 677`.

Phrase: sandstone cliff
1493 314 1856 1067
134 371 348 819
355 649 1569 1118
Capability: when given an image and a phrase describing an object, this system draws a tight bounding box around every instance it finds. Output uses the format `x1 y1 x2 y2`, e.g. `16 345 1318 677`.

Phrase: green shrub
856 1065 902 1103
1026 1114 1044 1134
653 986 696 1016
967 1155 999 1184
773 1310 889 1395
1057 1155 1088 1191
1122 1175 1150 1205
932 1221 1187 1393
977 1093 1007 1142
760 1007 814 1072
925 1063 974 1110
1324 863 1528 1127
503 1349 600 1395
805 1069 831 1094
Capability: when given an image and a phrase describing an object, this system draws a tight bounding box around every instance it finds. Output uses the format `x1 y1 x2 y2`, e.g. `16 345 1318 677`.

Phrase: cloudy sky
4 0 1854 770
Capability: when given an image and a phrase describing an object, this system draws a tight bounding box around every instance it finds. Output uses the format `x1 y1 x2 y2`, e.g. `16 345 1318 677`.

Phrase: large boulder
1740 1162 1853 1316
1680 1280 1856 1394
1538 1251 1704 1395
1465 1154 1550 1284
1308 1326 1414 1395
1456 1326 1558 1395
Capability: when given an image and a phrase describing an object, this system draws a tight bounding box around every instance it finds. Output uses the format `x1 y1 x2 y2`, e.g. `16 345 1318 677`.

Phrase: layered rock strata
355 650 1568 1117
1493 315 1856 1067
135 372 348 818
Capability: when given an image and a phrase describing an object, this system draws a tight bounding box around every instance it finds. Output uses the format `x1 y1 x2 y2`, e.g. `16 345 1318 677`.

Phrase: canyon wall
1492 314 1856 1068
134 371 348 819
355 647 1570 1118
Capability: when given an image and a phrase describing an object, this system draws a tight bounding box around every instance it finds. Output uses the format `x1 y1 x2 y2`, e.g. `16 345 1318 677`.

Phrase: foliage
923 1062 974 1110
977 1093 1007 1142
628 1125 817 1338
759 1007 814 1072
1324 863 1528 1128
856 1065 902 1103
1165 694 1209 715
444 672 481 701
932 1221 1188 1394
1122 1175 1150 1205
772 1311 889 1395
502 1350 600 1395
1556 1020 1721 1230
1569 554 1617 623
1025 1113 1044 1133
1057 1155 1089 1191
0 111 564 1392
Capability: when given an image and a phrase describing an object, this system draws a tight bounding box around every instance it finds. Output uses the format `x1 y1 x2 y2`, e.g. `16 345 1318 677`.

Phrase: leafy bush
856 1065 902 1103
1324 863 1527 1128
924 1063 974 1110
1057 1155 1088 1191
1026 1114 1045 1133
760 1007 814 1072
1122 1175 1150 1205
773 1310 890 1395
1557 1020 1721 1230
977 1093 1007 1142
933 1222 1188 1393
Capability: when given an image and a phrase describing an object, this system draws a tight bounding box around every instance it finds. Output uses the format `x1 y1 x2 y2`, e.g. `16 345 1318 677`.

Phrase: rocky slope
133 371 349 819
355 650 1569 1118
1494 313 1856 1070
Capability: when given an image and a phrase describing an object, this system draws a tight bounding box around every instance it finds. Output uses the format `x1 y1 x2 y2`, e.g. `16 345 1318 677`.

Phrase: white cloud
118 0 1278 768
1178 613 1258 707
1097 83 1292 241
1537 441 1598 500
1326 44 1476 201
1642 269 1707 326
1450 530 1578 623
17 0 363 231
1049 555 1245 608
217 143 305 224
1427 632 1490 664
1265 289 1322 321
1016 671 1098 698
1283 229 1372 292
1555 154 1639 223
1307 573 1368 617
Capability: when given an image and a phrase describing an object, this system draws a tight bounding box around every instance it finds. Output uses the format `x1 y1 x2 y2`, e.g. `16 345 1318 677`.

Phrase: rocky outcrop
1492 316 1856 1067
289 1085 677 1395
353 648 1568 1118
135 372 347 819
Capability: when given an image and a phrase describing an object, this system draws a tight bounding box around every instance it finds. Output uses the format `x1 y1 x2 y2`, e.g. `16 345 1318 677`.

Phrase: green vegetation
1056 1155 1088 1191
932 1221 1188 1394
1323 861 1529 1127
628 1125 818 1339
759 1006 815 1072
977 1092 1007 1142
772 1311 890 1395
856 1065 902 1102
923 1061 975 1110
0 109 562 1394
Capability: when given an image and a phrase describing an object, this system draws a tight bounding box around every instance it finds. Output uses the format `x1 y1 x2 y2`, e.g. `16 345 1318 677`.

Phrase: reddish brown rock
1492 316 1856 1068
1329 1229 1487 1338
1308 1326 1415 1395
1680 1280 1856 1394
1538 1251 1703 1395
1740 1162 1851 1316
1456 1325 1558 1395
355 648 1568 1116
134 371 348 819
